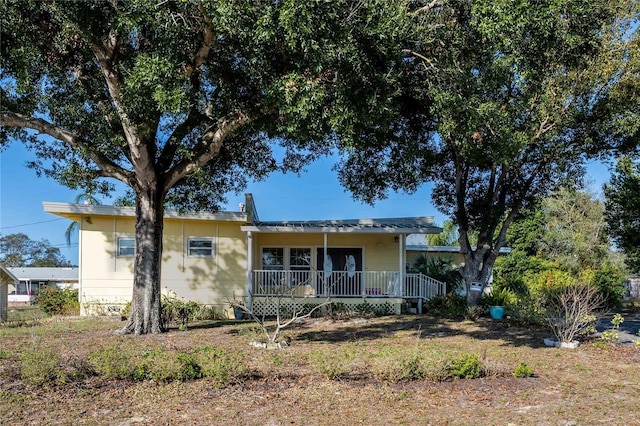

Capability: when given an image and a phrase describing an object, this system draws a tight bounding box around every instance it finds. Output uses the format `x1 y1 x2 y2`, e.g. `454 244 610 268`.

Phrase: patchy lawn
1 315 639 425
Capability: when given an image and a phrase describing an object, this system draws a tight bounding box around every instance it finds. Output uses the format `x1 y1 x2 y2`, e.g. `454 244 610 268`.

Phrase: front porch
248 269 446 315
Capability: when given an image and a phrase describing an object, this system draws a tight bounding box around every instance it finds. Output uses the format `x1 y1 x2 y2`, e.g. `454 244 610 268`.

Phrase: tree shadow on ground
293 315 550 349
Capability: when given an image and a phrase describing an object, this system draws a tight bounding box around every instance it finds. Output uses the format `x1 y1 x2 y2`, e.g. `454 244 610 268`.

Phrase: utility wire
0 218 65 230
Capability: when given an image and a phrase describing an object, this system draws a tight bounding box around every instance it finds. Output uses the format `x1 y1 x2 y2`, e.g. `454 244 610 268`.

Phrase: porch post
323 233 328 296
246 231 253 310
398 234 404 297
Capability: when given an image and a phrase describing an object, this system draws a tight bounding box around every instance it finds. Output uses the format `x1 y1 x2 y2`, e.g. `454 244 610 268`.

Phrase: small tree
545 284 605 344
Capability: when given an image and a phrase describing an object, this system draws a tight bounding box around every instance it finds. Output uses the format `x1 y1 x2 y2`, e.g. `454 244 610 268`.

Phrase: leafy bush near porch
411 254 463 294
424 293 467 319
35 287 79 316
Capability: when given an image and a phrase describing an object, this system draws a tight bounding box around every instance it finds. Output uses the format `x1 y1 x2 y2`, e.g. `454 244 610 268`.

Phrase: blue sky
1 142 444 266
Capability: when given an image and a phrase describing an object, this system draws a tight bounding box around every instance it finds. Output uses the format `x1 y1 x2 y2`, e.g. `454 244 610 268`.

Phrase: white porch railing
251 270 446 300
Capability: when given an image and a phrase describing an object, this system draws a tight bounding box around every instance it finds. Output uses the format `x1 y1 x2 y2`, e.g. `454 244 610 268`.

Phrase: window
117 237 135 257
261 247 284 270
290 248 311 270
188 238 215 257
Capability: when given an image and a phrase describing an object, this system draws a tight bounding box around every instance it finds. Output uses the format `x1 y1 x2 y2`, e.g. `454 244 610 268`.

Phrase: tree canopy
605 157 640 273
0 0 417 333
0 233 72 267
336 0 640 303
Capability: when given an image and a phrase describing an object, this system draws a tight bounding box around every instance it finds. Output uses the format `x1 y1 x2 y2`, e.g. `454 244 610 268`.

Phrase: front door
316 248 363 296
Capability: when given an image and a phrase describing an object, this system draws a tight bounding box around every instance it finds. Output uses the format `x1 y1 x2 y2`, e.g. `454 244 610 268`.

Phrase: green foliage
448 353 483 380
194 345 249 388
425 293 467 319
0 233 72 267
600 331 619 342
591 266 627 309
481 288 516 307
605 157 640 273
35 287 79 316
308 348 354 380
89 344 246 385
20 344 64 386
513 362 534 378
611 313 624 329
372 349 426 382
411 254 463 294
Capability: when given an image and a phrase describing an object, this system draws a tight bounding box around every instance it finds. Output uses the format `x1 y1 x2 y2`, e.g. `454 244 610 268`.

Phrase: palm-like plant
64 193 101 246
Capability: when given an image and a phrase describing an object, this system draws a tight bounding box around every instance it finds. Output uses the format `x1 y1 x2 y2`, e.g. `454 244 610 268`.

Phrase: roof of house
42 202 247 222
0 265 18 285
44 194 442 235
7 267 79 281
241 217 442 234
405 234 511 254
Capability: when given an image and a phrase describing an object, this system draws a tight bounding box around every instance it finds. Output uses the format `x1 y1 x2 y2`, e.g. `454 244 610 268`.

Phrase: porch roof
241 217 442 234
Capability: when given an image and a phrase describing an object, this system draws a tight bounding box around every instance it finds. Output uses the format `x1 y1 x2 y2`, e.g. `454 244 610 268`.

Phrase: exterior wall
253 233 403 272
79 215 247 316
0 281 7 322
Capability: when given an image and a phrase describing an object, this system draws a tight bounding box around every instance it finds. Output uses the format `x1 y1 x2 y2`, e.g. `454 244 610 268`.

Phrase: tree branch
0 111 133 184
163 109 252 190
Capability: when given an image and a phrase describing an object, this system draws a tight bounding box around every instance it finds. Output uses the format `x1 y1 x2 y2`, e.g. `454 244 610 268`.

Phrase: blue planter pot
489 305 505 320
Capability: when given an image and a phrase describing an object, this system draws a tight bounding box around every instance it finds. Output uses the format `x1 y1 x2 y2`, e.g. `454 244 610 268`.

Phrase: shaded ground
1 315 640 425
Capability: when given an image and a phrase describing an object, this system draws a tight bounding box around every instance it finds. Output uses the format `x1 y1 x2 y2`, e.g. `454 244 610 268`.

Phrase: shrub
20 344 64 386
601 331 619 342
35 287 79 316
372 350 425 382
481 288 516 307
411 255 463 294
513 362 534 378
195 345 249 388
545 283 604 343
425 293 467 319
308 348 354 380
590 265 626 309
449 353 483 379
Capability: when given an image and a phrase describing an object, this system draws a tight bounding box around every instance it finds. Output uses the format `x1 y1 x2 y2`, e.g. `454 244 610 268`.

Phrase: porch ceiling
241 217 442 234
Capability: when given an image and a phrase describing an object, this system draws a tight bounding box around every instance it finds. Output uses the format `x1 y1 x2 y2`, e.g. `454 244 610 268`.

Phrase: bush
35 287 79 316
20 344 64 386
545 283 604 343
425 293 467 319
481 288 516 307
449 353 483 379
411 255 463 294
591 266 626 309
513 362 534 378
372 350 425 382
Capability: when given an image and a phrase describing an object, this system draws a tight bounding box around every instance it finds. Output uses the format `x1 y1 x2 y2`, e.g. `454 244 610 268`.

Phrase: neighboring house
43 194 446 317
0 265 17 321
6 267 79 306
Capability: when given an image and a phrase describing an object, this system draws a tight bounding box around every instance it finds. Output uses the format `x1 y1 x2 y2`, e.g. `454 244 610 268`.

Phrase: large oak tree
0 0 414 333
337 0 639 304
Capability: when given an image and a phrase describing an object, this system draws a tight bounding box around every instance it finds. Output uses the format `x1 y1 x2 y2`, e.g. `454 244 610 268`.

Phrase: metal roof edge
43 202 248 222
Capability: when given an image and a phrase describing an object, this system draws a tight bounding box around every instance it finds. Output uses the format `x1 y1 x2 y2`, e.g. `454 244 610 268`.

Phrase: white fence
251 270 445 301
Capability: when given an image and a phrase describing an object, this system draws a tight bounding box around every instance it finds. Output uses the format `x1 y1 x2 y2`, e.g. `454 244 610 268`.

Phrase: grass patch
1 316 639 425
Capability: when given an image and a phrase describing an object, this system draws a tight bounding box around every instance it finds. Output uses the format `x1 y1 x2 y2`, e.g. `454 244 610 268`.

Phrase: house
43 194 446 317
7 267 79 306
0 265 18 321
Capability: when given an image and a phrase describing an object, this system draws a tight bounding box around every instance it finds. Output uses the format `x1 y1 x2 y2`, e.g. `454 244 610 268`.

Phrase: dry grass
1 315 639 425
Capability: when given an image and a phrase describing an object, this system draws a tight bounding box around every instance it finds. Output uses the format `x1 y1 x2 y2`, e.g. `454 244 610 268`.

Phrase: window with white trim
261 247 284 270
188 238 215 257
117 237 135 257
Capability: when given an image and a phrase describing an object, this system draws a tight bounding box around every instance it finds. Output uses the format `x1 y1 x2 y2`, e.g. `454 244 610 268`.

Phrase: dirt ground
1 315 639 425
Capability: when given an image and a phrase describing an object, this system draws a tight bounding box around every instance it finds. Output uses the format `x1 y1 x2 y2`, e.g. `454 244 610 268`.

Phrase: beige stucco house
43 194 446 317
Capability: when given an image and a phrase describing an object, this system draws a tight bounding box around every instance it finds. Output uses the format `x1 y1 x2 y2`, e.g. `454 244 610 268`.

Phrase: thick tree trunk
120 188 165 335
461 249 496 306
